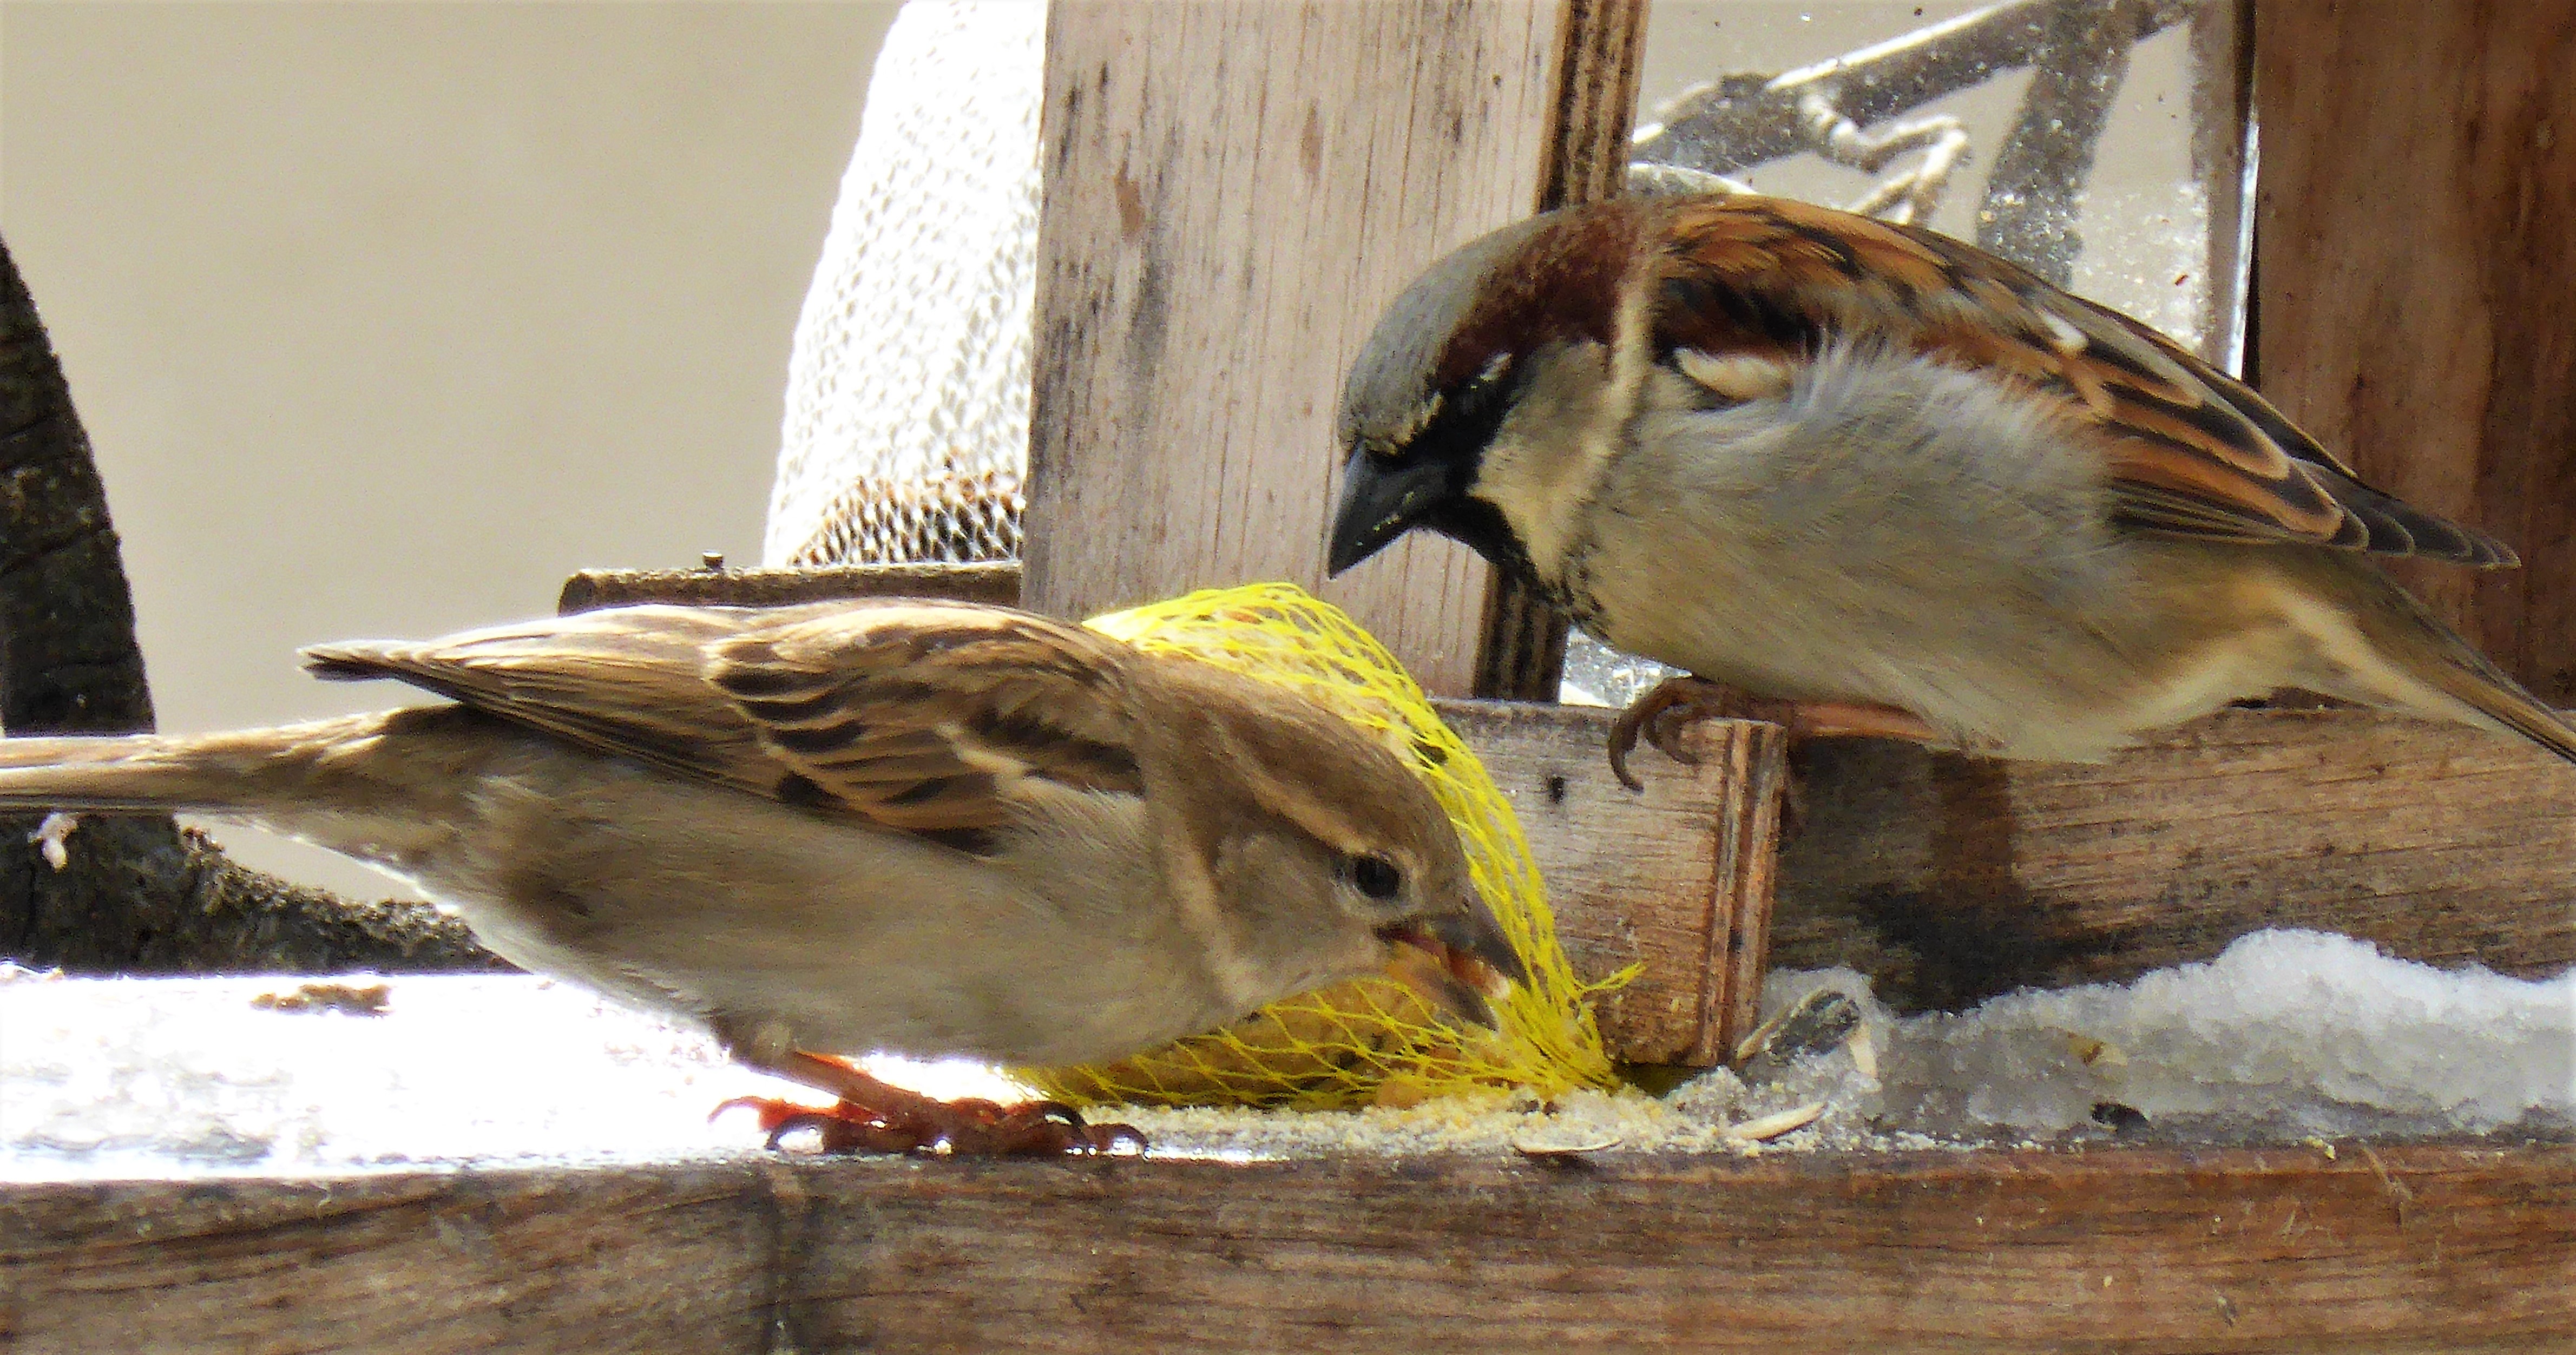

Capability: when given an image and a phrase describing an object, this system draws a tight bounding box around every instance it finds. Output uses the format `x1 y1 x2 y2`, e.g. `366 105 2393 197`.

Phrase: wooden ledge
558 561 1023 613
6 1142 2568 1351
1780 707 2576 1011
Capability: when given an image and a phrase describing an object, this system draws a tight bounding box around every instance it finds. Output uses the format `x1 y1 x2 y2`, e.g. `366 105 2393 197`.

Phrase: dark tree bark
0 234 200 969
0 234 500 973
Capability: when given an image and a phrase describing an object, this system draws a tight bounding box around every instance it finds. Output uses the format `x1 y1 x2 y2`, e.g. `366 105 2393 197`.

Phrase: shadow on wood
1777 708 2576 1011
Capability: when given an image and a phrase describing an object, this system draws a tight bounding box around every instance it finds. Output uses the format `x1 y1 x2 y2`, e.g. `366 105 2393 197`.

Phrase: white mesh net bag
766 0 1043 568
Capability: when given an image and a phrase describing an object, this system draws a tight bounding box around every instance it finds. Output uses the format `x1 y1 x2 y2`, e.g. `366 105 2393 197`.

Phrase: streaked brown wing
1651 195 2517 568
702 602 1144 831
303 600 1146 843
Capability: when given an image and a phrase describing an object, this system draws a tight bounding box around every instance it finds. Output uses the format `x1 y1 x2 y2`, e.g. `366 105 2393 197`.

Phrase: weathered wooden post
2252 0 2576 707
1023 0 1644 699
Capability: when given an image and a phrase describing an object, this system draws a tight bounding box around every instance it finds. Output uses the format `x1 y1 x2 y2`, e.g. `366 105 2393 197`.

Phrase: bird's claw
1608 677 1946 790
714 1094 1145 1157
1607 676 1744 791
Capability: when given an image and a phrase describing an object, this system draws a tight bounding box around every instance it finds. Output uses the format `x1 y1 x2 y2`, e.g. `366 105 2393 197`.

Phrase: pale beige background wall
1 0 898 897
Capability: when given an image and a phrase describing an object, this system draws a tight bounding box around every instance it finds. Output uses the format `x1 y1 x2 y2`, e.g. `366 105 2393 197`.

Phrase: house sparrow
1326 193 2576 785
0 600 1521 1153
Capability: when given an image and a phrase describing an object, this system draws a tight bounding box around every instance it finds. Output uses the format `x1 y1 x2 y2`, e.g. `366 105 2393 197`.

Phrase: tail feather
2331 560 2576 766
0 713 395 815
2416 652 2576 766
0 732 245 813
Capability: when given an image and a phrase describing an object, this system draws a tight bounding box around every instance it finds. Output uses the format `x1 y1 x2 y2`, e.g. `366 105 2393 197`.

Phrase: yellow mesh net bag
1017 582 1630 1110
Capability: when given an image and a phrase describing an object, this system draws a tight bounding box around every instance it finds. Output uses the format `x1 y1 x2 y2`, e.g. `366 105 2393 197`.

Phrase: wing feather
1651 195 2518 568
303 600 1146 845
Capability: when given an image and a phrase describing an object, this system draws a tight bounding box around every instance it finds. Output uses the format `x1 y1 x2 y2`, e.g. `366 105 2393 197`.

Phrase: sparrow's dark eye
1348 853 1404 901
1455 353 1513 410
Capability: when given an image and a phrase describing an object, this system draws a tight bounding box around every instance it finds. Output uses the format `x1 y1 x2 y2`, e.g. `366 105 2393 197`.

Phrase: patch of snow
3 929 2564 1179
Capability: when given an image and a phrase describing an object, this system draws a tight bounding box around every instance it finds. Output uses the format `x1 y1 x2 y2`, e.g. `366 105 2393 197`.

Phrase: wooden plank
1775 708 2576 1012
0 1167 778 1354
557 561 1021 613
2184 0 2252 373
1024 1 1579 696
1471 0 1648 701
1438 700 1782 1065
2253 1 2576 703
8 1144 2567 1352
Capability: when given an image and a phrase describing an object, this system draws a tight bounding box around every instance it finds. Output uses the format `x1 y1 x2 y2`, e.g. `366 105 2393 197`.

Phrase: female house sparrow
1327 193 2576 785
0 600 1520 1153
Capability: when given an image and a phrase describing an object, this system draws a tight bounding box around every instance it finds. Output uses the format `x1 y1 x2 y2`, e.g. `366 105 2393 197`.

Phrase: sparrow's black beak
1378 900 1528 1029
1326 449 1453 576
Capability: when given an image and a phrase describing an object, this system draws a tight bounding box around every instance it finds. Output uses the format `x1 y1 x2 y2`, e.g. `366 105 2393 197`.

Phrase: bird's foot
1607 676 1940 791
715 1093 1142 1156
719 1051 1144 1156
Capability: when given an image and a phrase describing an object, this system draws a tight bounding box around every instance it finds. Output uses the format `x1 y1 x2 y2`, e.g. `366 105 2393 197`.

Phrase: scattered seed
1725 1100 1825 1143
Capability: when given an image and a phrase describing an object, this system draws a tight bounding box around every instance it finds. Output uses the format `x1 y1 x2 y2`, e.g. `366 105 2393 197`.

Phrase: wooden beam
2253 1 2576 702
9 1144 2567 1351
1024 1 1591 696
1472 0 1648 701
558 561 1022 613
1438 700 1783 1065
1776 708 2576 1012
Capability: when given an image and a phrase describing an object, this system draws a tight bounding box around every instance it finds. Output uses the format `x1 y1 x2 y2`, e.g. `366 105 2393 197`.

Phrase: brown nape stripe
996 656 1116 689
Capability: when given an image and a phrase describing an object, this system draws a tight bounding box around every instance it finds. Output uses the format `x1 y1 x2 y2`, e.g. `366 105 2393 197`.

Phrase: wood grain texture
8 1144 2567 1352
557 561 1023 614
0 1167 779 1354
2253 1 2576 701
2185 0 2252 373
1472 0 1648 700
1026 1 1575 696
1437 701 1783 1064
1776 708 2576 1012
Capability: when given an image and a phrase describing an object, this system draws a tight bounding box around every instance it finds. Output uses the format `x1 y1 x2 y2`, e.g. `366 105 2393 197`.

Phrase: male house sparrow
1327 193 2576 783
0 600 1519 1153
